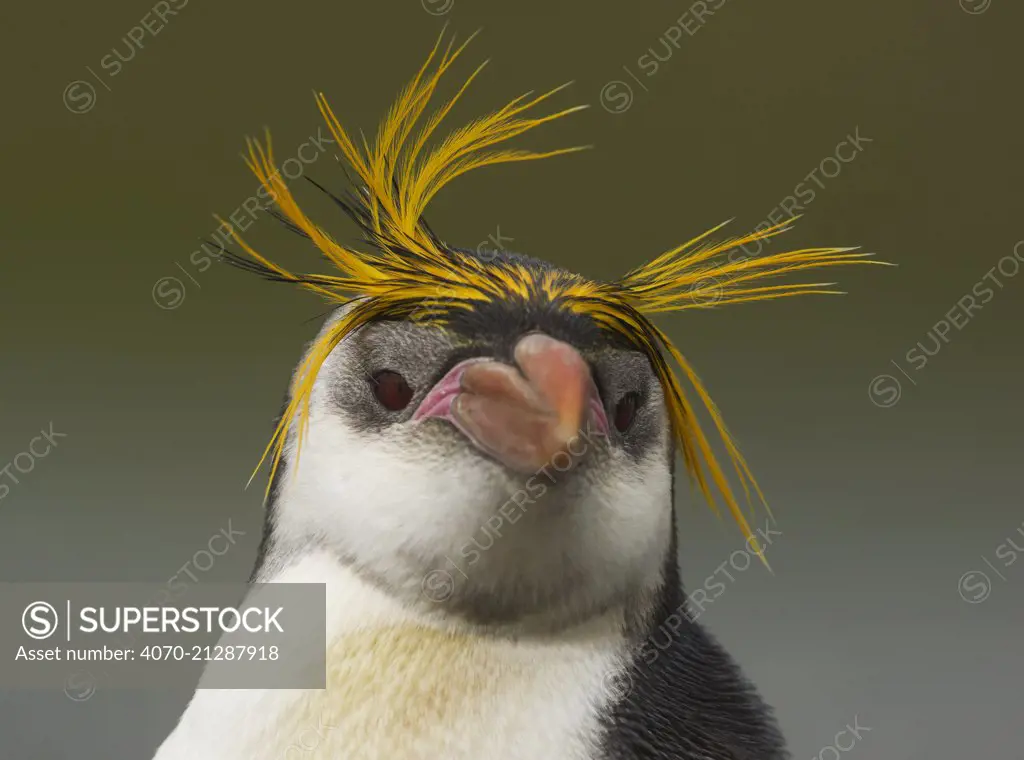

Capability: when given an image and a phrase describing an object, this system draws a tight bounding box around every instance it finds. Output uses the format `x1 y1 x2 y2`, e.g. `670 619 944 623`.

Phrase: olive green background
2 0 1022 757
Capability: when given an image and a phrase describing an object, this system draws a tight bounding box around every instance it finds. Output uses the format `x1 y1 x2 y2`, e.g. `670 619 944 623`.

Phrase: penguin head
267 250 673 626
228 30 882 627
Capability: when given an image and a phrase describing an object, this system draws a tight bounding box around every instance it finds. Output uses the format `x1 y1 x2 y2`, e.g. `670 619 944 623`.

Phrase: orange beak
413 333 608 473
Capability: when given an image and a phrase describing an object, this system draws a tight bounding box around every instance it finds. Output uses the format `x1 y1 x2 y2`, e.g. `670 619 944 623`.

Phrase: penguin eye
371 371 414 411
613 392 640 433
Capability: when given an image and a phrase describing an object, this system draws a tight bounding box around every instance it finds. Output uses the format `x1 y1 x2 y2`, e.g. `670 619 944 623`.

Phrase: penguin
154 30 882 760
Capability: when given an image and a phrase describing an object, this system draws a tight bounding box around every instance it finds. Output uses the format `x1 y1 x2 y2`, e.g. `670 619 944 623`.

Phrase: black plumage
599 508 788 760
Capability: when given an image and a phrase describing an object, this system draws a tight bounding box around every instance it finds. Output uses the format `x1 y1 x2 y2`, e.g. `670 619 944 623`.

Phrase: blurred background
1 0 1022 757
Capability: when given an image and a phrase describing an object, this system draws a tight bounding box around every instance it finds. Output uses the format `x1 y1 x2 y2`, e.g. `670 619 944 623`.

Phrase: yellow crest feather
218 29 889 564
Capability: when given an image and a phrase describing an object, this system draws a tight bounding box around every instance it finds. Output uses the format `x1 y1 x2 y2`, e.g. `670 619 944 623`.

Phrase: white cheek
578 450 673 585
274 405 510 572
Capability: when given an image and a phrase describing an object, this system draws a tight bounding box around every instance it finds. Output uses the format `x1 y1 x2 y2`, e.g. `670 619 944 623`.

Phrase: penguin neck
259 546 642 645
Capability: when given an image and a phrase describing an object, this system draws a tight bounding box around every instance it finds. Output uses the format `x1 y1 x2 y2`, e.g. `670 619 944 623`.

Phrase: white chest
154 552 628 760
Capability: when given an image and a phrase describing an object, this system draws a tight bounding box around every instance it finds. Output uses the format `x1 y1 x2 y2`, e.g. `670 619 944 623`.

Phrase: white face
265 309 674 629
